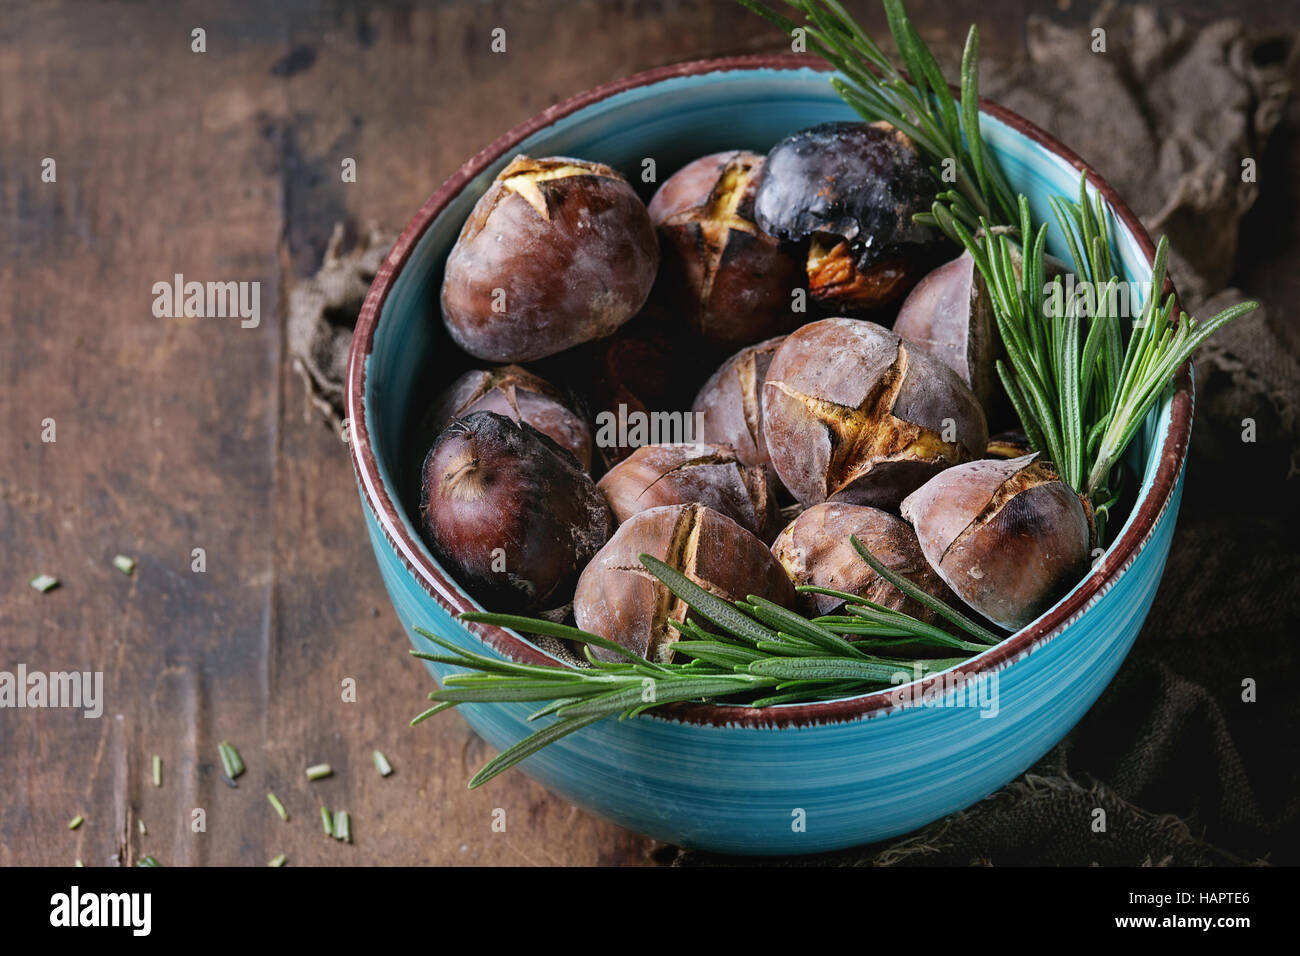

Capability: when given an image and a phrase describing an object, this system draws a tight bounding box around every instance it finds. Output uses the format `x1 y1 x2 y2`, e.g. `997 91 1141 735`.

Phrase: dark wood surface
1 0 1294 867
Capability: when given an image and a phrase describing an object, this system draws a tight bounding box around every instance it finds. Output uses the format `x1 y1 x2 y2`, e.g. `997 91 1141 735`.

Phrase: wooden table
1 0 1293 867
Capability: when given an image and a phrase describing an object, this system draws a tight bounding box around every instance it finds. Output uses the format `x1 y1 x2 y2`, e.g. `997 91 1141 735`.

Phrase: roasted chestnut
771 502 960 620
650 151 800 348
753 122 939 313
900 453 1091 630
596 442 780 540
762 318 988 509
440 155 658 362
574 503 795 663
893 251 999 414
429 365 592 471
419 412 611 612
691 336 784 475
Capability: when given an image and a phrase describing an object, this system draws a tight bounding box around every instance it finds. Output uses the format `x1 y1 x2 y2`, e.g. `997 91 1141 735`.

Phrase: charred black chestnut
419 412 611 612
763 318 988 509
429 365 593 471
753 122 939 313
691 336 785 475
900 453 1091 630
440 155 658 362
574 503 795 663
596 442 780 540
771 502 960 620
650 151 801 348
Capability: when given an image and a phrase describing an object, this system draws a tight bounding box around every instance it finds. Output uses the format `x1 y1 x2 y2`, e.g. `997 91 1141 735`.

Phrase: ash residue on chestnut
650 150 801 348
575 503 795 663
418 412 611 612
691 335 785 475
440 154 658 362
754 122 940 312
772 502 960 621
429 364 593 471
901 454 1090 630
762 318 988 509
596 442 780 541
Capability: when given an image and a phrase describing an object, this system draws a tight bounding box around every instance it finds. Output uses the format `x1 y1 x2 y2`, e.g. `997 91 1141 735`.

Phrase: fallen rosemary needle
306 763 332 781
267 792 289 822
218 741 245 781
412 547 1000 787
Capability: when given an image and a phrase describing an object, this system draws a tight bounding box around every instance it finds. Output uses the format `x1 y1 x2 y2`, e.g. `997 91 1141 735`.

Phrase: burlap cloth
289 4 1300 866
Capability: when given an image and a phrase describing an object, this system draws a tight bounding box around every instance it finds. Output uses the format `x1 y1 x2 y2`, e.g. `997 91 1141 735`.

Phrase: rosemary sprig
414 547 1005 787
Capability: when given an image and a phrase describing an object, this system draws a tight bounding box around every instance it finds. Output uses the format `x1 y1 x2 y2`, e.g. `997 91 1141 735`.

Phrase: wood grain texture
0 0 1292 867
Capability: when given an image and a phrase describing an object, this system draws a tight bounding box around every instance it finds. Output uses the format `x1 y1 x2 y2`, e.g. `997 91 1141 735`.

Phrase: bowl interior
361 64 1170 667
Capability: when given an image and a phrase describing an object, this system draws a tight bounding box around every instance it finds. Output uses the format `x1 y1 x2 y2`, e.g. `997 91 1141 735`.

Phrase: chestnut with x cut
901 453 1091 630
651 151 800 348
440 155 658 362
574 503 795 663
691 335 785 476
428 365 592 471
763 318 987 509
596 442 780 540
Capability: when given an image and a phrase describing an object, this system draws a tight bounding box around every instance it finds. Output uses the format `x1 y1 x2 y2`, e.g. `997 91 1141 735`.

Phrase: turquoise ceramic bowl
347 56 1192 855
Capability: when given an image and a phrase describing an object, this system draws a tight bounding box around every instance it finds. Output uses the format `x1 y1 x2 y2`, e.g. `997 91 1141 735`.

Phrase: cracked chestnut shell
596 442 780 541
418 412 611 612
440 155 658 362
650 151 800 348
895 249 1066 423
691 336 785 475
763 318 988 509
753 122 939 313
429 365 592 471
771 502 960 620
893 251 1000 415
574 503 796 663
900 453 1090 630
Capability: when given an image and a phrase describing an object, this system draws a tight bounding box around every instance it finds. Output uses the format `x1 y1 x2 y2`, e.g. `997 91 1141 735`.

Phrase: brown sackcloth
289 4 1300 866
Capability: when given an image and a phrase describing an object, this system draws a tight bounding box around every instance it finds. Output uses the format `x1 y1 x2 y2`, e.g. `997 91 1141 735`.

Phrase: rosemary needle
112 554 136 575
152 754 162 788
267 792 289 822
138 818 146 836
320 806 334 835
373 750 394 777
137 856 161 867
30 574 59 593
305 763 332 781
334 810 351 844
218 741 245 779
67 815 84 830
268 853 287 867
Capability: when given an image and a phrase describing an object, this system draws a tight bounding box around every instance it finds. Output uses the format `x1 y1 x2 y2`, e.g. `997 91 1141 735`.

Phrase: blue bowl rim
346 53 1193 730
